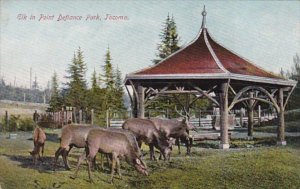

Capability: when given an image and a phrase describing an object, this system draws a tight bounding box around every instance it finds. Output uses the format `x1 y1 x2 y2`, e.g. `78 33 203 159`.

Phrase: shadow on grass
26 133 60 143
33 179 67 189
193 136 300 149
3 155 59 173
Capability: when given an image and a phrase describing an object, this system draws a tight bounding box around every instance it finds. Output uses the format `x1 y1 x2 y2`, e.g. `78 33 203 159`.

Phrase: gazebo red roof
125 7 296 87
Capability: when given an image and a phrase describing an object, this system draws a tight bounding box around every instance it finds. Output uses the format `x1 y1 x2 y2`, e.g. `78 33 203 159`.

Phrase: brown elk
53 124 100 170
30 127 46 165
122 118 172 160
151 118 194 155
72 128 148 183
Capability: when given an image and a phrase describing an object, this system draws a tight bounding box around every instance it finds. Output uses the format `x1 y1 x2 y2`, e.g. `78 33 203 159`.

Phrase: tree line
0 78 50 103
49 47 126 122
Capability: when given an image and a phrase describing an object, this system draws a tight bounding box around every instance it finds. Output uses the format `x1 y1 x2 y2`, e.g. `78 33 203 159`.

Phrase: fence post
61 107 64 127
198 109 201 127
91 109 94 125
73 107 77 124
79 110 82 124
5 111 9 133
106 109 110 128
33 110 38 123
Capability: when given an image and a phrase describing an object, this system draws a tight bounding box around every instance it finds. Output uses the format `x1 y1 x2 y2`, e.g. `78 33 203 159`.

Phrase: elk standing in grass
53 124 99 170
30 127 46 165
151 117 194 155
122 118 172 160
72 128 148 183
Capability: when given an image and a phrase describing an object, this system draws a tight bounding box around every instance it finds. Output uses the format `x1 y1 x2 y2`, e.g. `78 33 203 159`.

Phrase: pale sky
1 0 299 89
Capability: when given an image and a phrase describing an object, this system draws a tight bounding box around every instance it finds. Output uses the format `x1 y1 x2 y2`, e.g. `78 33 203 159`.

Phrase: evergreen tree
153 14 180 64
49 72 62 111
113 66 126 110
103 47 114 89
64 47 88 109
102 47 115 110
150 14 182 116
87 69 105 111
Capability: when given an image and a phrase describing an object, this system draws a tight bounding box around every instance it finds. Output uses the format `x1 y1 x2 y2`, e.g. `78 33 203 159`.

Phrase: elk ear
135 158 141 165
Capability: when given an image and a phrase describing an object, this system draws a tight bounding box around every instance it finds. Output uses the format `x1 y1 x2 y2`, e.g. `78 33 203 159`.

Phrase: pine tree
103 47 114 89
87 69 105 111
49 72 62 111
153 14 180 64
64 47 88 109
150 14 182 116
91 69 99 91
113 66 126 110
169 16 180 53
102 47 115 110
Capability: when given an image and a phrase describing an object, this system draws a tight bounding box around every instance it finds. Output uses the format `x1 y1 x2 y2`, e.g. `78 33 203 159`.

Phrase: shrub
9 115 21 132
19 118 36 131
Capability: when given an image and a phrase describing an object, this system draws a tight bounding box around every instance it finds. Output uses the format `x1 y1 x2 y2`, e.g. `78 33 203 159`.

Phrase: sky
1 0 300 89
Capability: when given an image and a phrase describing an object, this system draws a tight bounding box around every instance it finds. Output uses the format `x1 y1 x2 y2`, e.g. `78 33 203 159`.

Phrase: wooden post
277 88 286 145
219 82 229 149
5 111 8 133
61 107 64 127
132 91 138 118
106 109 109 128
79 109 82 124
199 109 201 127
258 105 261 126
33 110 38 123
91 109 94 125
240 108 243 127
73 107 77 124
137 85 145 118
247 92 254 138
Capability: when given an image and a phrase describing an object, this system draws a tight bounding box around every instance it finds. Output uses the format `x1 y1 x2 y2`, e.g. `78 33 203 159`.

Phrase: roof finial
201 5 207 29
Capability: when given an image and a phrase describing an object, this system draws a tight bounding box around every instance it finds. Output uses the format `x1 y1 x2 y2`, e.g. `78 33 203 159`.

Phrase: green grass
0 130 300 189
254 121 300 133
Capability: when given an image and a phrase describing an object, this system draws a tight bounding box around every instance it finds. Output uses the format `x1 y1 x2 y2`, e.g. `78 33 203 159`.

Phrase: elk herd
30 117 195 183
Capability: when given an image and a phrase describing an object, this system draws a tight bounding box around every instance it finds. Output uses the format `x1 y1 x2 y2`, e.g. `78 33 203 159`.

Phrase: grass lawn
0 129 300 189
254 121 300 133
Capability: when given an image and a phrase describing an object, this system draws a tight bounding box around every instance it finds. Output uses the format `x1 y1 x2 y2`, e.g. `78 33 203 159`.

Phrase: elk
122 118 172 161
72 128 148 183
30 127 46 165
153 106 195 155
151 117 194 155
53 124 100 170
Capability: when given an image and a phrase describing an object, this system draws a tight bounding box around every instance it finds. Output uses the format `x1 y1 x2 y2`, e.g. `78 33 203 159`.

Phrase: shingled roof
125 7 295 86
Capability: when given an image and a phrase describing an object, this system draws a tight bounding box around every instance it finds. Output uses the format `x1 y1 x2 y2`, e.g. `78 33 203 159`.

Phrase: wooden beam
229 84 249 107
190 85 220 106
229 86 280 112
128 80 138 102
189 85 217 106
125 85 133 106
283 85 296 110
229 97 274 110
157 90 200 94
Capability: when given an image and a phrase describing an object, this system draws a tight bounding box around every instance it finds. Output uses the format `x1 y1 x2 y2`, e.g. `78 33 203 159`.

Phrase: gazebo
124 7 297 149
